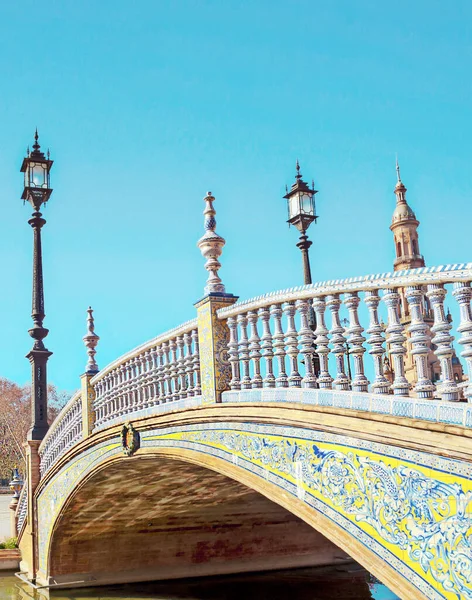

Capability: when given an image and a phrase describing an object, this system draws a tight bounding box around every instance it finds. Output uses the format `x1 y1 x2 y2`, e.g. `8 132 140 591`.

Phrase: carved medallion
121 422 140 456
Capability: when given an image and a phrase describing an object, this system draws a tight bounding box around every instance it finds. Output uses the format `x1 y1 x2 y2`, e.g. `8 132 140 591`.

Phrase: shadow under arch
44 446 419 599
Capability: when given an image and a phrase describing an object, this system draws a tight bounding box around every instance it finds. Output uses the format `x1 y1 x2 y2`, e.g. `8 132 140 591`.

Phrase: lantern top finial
30 128 46 160
296 159 302 179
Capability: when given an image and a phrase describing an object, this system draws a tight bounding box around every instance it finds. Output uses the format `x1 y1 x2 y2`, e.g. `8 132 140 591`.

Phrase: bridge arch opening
47 453 350 588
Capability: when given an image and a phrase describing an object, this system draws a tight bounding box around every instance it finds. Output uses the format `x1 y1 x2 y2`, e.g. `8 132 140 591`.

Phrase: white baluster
296 299 317 388
248 310 263 388
177 335 187 399
192 329 202 396
427 283 459 401
284 302 301 387
365 291 390 395
259 307 275 388
162 342 171 403
326 294 350 390
344 292 369 392
169 338 180 401
271 304 288 387
453 282 472 402
157 345 166 403
312 297 332 389
227 316 241 390
184 332 195 397
237 313 252 389
383 289 409 396
405 286 435 399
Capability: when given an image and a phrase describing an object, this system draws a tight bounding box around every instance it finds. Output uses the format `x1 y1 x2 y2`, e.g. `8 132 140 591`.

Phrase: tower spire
396 155 401 183
389 162 425 272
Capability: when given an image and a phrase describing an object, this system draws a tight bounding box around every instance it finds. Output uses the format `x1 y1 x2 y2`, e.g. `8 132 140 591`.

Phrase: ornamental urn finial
83 306 99 374
197 191 226 295
9 467 23 500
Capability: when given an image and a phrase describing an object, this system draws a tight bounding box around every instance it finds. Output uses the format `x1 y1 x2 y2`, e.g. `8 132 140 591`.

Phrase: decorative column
284 302 302 387
364 291 390 394
237 314 252 389
259 307 276 388
405 286 435 399
453 282 472 402
383 289 409 396
81 307 100 437
196 192 238 403
248 311 263 388
271 304 288 387
296 299 317 388
344 293 369 392
326 294 349 390
312 297 333 388
227 317 241 390
427 283 459 401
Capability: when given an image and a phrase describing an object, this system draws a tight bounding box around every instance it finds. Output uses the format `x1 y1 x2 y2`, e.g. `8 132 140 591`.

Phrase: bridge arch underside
48 456 349 587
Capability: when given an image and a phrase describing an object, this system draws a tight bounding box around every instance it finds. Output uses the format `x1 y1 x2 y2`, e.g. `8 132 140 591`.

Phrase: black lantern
284 160 318 234
21 130 53 210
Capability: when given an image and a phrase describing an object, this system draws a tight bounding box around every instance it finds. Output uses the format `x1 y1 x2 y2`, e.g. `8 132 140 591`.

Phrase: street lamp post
284 161 320 375
21 131 53 442
284 160 318 285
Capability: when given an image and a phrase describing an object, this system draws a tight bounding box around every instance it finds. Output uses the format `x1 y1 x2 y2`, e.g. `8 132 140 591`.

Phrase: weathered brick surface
50 457 343 583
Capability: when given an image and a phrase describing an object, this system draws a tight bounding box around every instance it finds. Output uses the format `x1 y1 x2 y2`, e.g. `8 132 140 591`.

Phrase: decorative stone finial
83 307 99 374
9 467 23 500
197 191 226 295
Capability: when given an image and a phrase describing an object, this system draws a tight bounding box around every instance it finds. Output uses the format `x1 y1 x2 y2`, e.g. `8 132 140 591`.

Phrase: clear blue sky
1 0 471 392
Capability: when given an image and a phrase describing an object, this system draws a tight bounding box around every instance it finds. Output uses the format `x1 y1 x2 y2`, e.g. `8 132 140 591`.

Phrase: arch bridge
14 258 472 600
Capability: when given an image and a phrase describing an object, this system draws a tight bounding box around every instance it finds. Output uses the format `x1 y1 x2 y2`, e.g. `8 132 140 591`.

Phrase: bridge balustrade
217 265 472 404
16 483 28 535
91 319 201 429
38 392 83 476
34 264 472 484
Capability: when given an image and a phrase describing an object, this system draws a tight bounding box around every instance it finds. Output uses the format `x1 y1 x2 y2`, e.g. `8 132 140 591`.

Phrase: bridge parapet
91 318 201 429
218 263 472 403
38 391 82 477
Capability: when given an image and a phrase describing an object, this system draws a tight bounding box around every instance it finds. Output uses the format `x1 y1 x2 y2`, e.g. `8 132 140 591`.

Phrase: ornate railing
91 318 201 429
16 483 28 535
218 264 472 403
38 392 83 476
36 264 472 483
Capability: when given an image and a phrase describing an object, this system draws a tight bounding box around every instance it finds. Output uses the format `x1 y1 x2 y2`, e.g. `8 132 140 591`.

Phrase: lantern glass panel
29 162 48 188
300 192 313 215
288 194 300 219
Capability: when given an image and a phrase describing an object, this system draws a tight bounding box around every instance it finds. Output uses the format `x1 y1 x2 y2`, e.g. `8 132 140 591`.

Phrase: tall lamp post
21 131 53 441
284 161 320 375
284 161 318 285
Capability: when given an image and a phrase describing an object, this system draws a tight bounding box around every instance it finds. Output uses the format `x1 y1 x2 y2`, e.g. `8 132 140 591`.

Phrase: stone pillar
19 440 41 581
195 294 238 404
81 373 96 438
